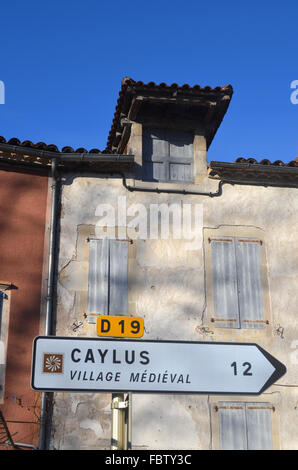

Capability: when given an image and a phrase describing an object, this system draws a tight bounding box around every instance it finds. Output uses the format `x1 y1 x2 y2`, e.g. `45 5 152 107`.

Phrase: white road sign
31 336 286 395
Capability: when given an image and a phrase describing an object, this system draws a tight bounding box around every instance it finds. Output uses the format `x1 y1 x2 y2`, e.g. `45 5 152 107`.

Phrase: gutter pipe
119 173 226 197
0 143 134 163
38 158 58 450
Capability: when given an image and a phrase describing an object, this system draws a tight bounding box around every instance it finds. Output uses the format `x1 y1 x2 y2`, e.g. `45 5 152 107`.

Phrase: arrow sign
31 336 286 395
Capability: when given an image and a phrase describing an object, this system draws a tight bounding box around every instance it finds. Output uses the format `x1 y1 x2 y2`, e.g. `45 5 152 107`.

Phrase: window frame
85 228 136 325
203 226 272 337
209 395 281 450
0 284 11 404
142 127 194 184
87 236 130 323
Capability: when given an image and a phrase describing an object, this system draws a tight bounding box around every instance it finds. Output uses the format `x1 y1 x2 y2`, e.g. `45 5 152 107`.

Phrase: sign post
94 313 144 448
31 336 286 395
94 314 143 449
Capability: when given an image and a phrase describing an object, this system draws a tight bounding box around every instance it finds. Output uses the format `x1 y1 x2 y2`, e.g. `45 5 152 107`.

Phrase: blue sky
0 0 297 163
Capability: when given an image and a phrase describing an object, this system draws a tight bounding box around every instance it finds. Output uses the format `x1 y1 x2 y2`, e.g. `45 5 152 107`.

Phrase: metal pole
111 393 129 450
128 392 132 449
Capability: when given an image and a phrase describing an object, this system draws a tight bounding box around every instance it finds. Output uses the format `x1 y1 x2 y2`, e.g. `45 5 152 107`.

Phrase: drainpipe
45 158 58 337
38 158 58 450
115 171 226 197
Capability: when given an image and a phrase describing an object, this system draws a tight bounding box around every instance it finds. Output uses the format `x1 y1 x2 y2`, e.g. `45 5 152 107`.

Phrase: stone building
0 78 297 450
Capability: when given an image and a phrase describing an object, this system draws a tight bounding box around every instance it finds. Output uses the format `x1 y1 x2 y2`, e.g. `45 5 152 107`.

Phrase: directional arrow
31 337 286 395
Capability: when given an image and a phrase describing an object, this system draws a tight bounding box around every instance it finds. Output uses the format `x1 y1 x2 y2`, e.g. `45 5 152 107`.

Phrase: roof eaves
106 77 234 153
0 142 134 172
208 160 298 187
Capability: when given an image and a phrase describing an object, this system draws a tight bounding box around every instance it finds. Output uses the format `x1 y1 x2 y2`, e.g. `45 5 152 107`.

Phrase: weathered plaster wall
51 170 298 450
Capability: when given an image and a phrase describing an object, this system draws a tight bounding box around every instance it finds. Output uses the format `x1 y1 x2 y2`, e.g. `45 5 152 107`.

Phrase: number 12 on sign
231 361 253 376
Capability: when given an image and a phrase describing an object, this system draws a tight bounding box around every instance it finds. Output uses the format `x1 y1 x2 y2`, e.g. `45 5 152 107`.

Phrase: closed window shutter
0 296 2 336
218 402 247 450
246 403 273 450
143 129 168 181
168 129 193 182
109 239 128 315
0 292 7 336
0 293 3 337
142 128 193 183
235 239 264 329
218 402 273 450
88 238 128 321
210 238 240 328
88 238 109 317
0 291 8 400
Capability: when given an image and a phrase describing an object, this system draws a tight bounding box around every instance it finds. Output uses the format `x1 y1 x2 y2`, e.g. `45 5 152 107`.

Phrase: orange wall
0 168 48 449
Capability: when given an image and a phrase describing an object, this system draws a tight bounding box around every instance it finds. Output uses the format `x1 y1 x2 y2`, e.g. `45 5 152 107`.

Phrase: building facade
0 78 297 450
0 156 50 449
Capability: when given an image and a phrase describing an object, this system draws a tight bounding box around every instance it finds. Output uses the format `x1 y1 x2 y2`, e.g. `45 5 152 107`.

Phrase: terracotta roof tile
106 77 234 152
0 78 296 171
234 157 298 167
0 135 108 154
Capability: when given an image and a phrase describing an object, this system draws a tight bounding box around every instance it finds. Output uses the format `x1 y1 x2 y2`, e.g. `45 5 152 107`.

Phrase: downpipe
38 158 59 450
116 171 226 197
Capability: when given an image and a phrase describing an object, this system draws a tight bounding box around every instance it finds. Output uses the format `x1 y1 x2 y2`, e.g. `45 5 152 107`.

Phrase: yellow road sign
96 315 144 338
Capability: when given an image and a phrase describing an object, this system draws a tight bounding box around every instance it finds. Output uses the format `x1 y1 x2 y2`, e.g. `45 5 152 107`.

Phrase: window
0 289 9 402
142 128 194 183
209 236 266 329
217 402 273 450
0 291 8 336
87 237 129 323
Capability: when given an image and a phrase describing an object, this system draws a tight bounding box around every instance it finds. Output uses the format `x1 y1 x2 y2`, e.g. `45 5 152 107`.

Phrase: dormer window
142 128 194 183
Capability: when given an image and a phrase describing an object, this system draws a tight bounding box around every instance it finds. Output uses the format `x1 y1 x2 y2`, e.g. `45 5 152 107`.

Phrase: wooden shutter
210 238 240 328
218 402 247 450
0 292 7 337
235 239 265 329
109 239 128 315
142 128 193 182
168 129 193 182
246 403 273 450
0 293 3 337
88 238 109 319
88 238 128 322
143 129 168 181
218 402 273 450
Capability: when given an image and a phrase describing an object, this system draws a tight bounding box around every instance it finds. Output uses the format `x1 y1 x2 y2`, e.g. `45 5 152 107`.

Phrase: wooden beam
128 96 144 121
